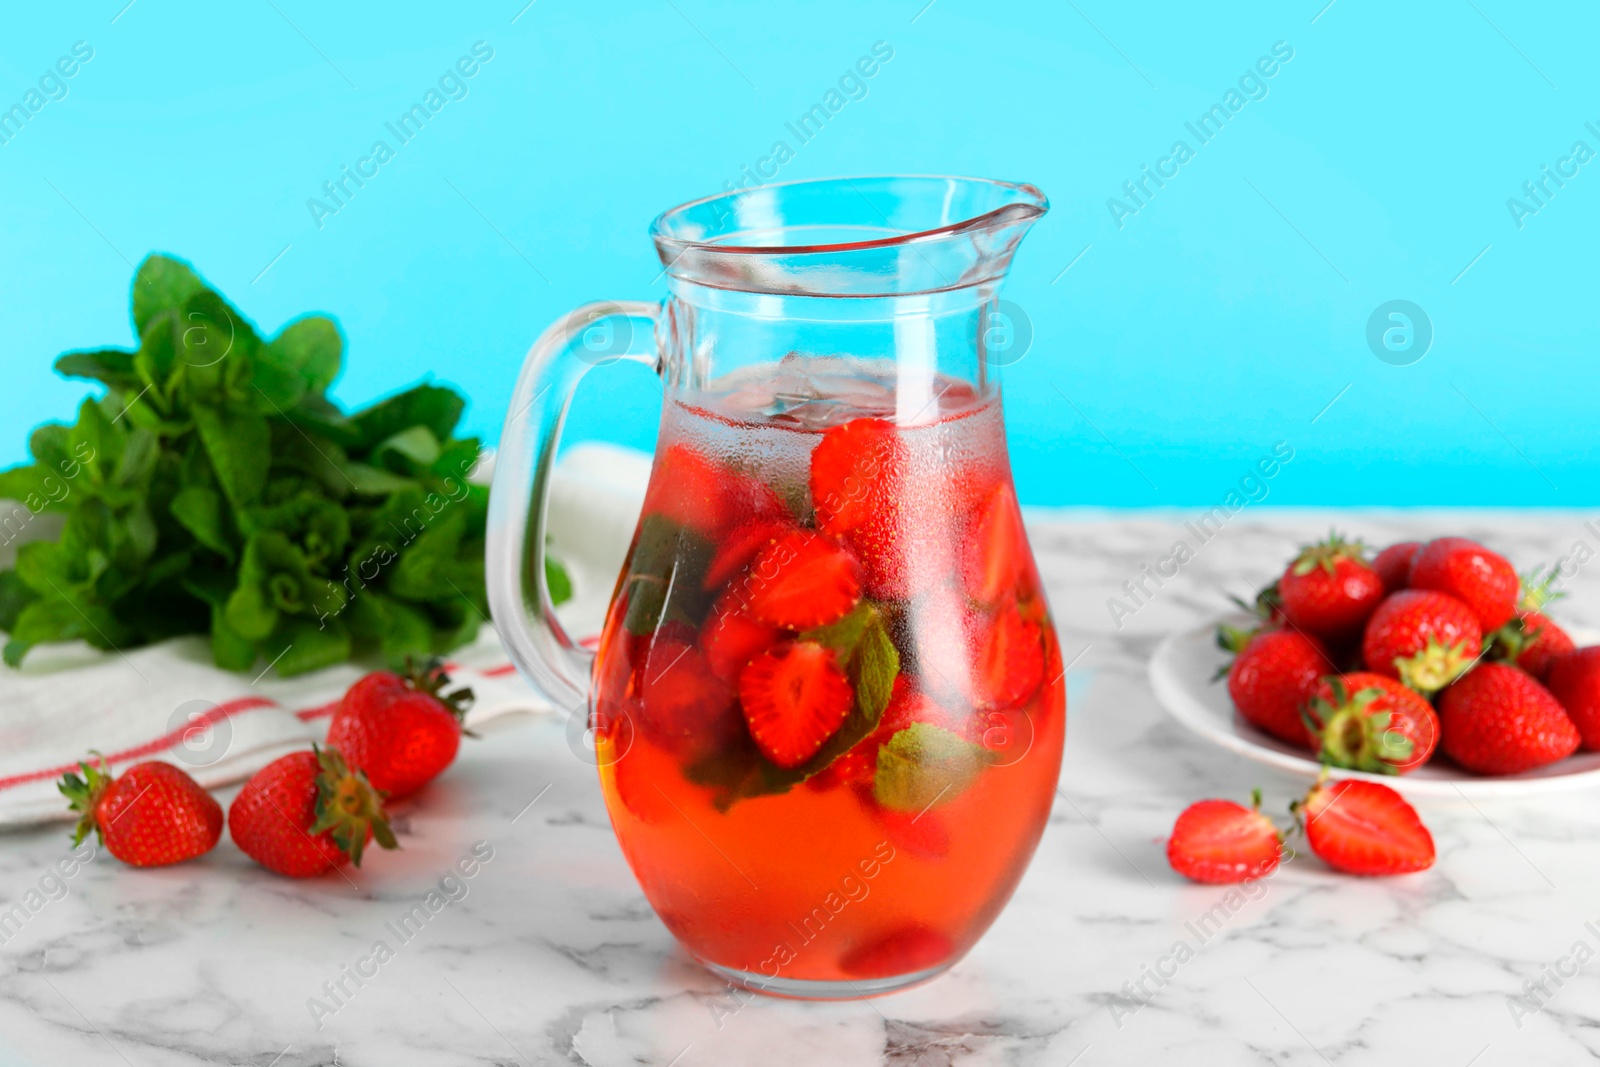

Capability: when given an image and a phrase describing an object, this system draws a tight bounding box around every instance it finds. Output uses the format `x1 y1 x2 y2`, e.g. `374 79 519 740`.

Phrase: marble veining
3 510 1600 1066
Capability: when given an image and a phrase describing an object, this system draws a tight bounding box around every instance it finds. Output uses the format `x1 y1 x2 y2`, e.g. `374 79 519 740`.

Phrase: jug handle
486 300 660 711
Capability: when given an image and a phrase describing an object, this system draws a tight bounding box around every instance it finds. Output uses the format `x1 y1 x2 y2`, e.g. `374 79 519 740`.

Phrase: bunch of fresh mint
0 254 563 676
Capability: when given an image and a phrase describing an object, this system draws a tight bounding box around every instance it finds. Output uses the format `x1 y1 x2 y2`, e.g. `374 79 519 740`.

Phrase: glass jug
487 176 1064 998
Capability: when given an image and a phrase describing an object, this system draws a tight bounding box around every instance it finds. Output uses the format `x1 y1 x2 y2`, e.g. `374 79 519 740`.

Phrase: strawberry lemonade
590 359 1065 995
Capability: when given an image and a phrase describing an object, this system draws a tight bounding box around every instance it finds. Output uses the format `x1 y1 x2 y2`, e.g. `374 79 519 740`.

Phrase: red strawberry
839 924 955 979
1491 609 1576 679
804 743 879 792
741 529 861 630
702 518 792 593
1276 535 1385 639
700 592 782 684
608 754 675 825
964 482 1032 605
640 443 733 536
876 808 952 859
1545 647 1600 750
809 417 904 535
1437 662 1580 774
1304 672 1439 775
1296 778 1434 875
1408 537 1519 631
59 758 222 868
638 638 738 753
738 641 854 768
1361 590 1484 694
1373 541 1422 591
228 747 396 878
1219 625 1332 748
972 601 1045 711
879 675 961 735
1166 792 1283 884
328 662 473 800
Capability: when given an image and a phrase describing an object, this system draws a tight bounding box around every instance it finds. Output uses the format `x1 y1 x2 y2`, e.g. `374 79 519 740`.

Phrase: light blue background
2 1 1595 506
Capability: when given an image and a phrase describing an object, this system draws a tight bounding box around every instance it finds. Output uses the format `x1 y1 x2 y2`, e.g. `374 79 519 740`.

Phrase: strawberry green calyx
1290 532 1368 577
1304 679 1414 775
1517 566 1566 613
57 753 113 847
400 657 476 727
1213 623 1259 681
1394 636 1475 695
310 745 397 867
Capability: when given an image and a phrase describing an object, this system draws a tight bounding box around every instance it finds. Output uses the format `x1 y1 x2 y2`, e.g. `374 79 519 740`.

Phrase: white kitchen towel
0 442 652 830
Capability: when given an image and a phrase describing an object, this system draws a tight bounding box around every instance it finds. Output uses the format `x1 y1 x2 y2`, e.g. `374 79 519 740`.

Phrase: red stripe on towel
0 696 279 792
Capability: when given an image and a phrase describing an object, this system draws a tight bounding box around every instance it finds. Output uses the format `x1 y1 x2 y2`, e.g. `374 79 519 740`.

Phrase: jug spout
650 175 1047 298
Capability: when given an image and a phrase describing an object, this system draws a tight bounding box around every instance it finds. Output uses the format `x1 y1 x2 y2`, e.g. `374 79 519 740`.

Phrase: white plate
1148 617 1600 799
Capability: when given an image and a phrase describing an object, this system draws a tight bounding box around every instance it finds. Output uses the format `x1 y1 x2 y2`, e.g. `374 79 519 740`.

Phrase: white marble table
4 511 1600 1067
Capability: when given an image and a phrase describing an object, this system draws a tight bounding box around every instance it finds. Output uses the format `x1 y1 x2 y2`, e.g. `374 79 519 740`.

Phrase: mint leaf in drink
873 722 993 812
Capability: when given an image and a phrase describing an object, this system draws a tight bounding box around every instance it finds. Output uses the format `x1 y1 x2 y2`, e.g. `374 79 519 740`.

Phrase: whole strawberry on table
1220 532 1594 778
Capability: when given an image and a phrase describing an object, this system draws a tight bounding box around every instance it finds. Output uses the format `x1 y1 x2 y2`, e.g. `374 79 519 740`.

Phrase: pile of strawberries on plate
1168 533 1600 886
1224 533 1597 778
58 662 472 874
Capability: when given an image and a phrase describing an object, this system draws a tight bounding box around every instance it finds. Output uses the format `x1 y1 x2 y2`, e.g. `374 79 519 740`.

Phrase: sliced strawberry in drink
972 601 1045 710
810 417 905 535
700 591 782 684
737 641 854 769
702 518 793 593
877 675 960 737
609 752 674 825
876 808 952 860
805 743 878 791
640 444 736 536
638 639 736 752
964 482 1031 605
743 529 862 630
840 924 956 979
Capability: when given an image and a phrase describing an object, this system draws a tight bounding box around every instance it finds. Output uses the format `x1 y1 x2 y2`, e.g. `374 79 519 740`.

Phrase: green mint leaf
0 569 38 632
373 425 442 468
7 598 86 658
853 614 898 723
132 255 206 336
268 316 342 393
55 350 140 390
338 462 417 496
351 383 465 449
170 485 233 559
546 557 573 607
262 618 352 677
112 428 159 489
193 403 269 506
209 602 256 671
873 722 992 813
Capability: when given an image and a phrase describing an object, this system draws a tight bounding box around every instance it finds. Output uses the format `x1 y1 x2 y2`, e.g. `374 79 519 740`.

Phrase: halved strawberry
964 482 1032 605
700 591 782 683
1296 778 1434 875
877 808 952 859
1167 793 1283 884
972 601 1045 710
738 641 854 769
810 417 904 535
638 639 736 753
640 444 733 536
702 518 793 593
839 924 955 978
741 530 861 630
804 743 879 792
